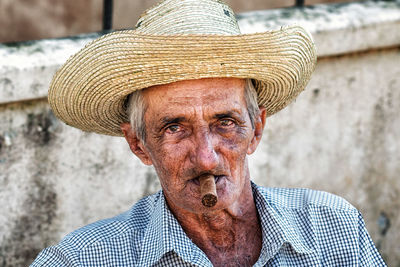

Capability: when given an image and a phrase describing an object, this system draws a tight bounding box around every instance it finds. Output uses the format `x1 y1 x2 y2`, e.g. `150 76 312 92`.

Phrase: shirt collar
251 182 315 263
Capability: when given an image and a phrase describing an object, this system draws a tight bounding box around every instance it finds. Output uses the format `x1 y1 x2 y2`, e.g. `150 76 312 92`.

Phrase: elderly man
32 0 385 266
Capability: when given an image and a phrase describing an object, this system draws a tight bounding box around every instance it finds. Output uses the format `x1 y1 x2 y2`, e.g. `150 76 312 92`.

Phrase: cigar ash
202 193 218 207
199 174 218 207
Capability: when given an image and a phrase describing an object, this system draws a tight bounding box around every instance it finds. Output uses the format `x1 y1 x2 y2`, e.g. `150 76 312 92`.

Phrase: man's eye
165 124 181 133
219 119 234 127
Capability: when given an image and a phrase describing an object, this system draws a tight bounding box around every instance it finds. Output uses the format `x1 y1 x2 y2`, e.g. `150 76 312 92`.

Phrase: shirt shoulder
254 185 385 266
65 191 161 248
31 191 163 266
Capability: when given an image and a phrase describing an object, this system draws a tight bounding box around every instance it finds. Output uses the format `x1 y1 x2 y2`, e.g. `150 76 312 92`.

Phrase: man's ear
120 122 153 165
247 107 267 155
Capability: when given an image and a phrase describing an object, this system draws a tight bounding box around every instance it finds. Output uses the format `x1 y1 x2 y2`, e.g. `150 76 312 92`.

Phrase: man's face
124 78 264 214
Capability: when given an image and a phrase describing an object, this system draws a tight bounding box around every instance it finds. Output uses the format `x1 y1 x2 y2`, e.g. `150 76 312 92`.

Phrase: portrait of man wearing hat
31 0 385 266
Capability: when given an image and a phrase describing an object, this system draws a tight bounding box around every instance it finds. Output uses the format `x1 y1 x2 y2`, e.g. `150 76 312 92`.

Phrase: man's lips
190 175 224 186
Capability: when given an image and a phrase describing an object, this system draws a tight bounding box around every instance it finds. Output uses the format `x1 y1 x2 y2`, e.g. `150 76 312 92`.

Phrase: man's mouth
191 175 224 186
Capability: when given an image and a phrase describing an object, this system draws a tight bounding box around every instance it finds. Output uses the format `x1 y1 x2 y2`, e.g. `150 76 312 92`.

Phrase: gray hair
126 78 260 143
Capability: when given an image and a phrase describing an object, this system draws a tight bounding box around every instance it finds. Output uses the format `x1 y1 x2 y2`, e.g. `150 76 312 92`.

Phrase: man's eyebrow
160 116 186 126
214 110 242 119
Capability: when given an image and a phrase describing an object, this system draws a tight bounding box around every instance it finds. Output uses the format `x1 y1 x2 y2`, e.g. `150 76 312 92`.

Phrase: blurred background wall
1 0 400 266
1 0 355 43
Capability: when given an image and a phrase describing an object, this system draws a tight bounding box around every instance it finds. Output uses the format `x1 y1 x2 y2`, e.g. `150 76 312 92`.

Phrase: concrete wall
1 0 356 43
0 1 399 266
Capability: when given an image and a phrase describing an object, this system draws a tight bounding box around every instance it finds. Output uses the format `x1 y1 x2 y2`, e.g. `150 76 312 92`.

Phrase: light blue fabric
31 182 386 266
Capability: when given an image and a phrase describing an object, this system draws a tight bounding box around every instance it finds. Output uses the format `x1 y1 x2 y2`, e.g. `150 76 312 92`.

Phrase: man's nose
192 129 219 171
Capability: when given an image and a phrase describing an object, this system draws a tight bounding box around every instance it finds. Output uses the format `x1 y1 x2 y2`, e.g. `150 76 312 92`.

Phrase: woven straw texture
48 0 317 136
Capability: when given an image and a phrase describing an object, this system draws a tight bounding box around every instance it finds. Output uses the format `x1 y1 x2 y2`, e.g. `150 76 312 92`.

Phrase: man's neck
166 181 262 267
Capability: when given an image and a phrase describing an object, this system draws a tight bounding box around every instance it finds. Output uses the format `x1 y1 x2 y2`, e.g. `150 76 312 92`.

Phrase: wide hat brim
49 25 316 136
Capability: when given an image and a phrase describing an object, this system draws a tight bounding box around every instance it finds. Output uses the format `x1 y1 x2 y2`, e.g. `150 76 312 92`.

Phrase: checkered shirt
31 182 386 266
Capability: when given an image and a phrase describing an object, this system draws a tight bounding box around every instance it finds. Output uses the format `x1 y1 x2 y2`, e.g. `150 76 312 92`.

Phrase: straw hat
48 0 317 136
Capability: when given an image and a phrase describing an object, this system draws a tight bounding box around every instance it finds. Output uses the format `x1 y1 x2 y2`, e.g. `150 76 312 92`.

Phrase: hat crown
135 0 241 35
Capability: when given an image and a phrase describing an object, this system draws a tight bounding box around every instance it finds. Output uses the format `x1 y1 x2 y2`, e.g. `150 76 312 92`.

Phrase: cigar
199 174 218 207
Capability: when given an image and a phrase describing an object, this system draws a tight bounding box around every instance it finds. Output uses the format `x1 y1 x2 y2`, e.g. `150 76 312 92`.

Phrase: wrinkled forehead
142 78 247 113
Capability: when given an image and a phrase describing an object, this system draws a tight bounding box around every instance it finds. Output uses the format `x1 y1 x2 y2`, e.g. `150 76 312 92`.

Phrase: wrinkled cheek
151 148 188 189
221 131 251 152
221 141 249 164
